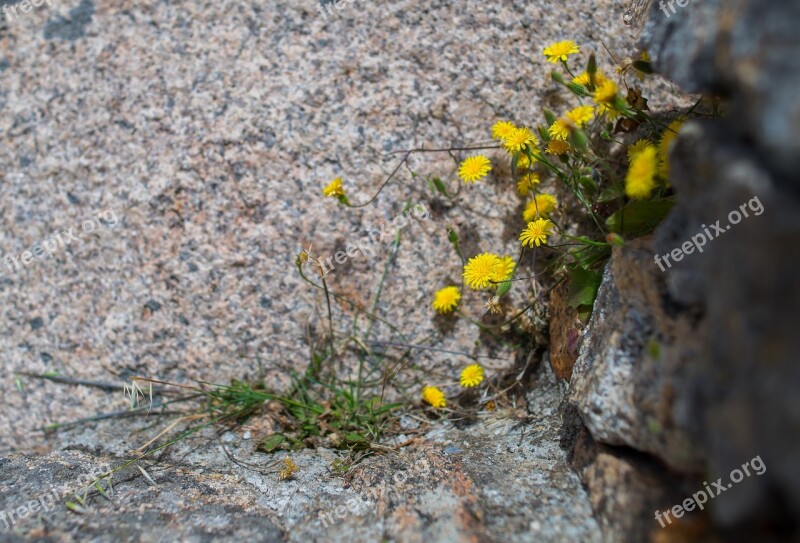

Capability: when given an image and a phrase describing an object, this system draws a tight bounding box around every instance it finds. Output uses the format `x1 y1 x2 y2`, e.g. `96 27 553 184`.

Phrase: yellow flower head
523 194 558 222
625 146 659 200
516 153 534 171
546 140 571 155
572 71 607 87
463 252 502 290
491 120 517 142
520 218 554 248
460 364 485 388
548 118 572 141
593 80 618 104
491 255 515 284
627 139 655 161
432 286 461 314
516 172 541 196
572 71 591 86
595 102 620 120
422 386 446 408
458 155 492 183
323 177 345 198
659 119 685 177
543 40 580 64
503 127 537 154
567 105 594 126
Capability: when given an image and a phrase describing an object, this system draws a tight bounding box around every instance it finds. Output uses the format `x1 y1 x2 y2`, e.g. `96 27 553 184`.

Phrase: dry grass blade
136 465 158 487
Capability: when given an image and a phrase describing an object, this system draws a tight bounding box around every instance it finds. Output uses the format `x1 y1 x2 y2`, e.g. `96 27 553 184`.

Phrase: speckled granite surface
0 0 682 455
0 363 605 542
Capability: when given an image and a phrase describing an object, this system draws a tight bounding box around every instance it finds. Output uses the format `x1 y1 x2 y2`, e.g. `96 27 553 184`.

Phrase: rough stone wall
564 1 800 540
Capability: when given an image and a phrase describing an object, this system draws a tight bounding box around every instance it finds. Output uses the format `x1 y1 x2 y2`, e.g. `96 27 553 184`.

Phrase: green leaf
430 176 450 197
569 128 588 150
605 198 674 236
447 228 459 244
550 71 565 85
633 60 654 74
587 54 597 76
94 482 109 497
567 82 590 97
543 109 557 127
567 267 603 309
258 434 287 453
66 502 87 515
577 176 598 192
344 432 367 444
496 280 512 298
597 186 624 203
537 126 550 142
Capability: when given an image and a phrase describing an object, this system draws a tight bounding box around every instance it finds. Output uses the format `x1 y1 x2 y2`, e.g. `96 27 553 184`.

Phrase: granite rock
0 0 671 455
0 363 605 543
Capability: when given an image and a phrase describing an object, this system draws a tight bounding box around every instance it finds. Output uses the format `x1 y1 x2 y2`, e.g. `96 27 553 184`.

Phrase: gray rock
0 363 605 543
656 120 800 526
569 238 706 473
635 0 800 526
570 117 800 531
638 0 800 178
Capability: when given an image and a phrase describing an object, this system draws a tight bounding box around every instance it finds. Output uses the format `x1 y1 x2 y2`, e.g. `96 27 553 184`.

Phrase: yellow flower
422 386 446 408
516 172 541 196
546 140 571 155
432 286 461 314
567 105 594 126
548 118 572 141
523 194 558 222
572 71 607 87
593 80 618 104
323 177 345 198
491 255 515 284
627 139 655 161
572 71 591 86
543 40 580 64
460 364 485 388
516 153 534 170
278 457 298 481
463 252 502 290
491 121 517 142
625 146 658 200
458 155 492 183
503 127 537 154
659 119 685 177
519 218 554 248
595 102 620 120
